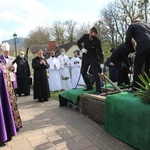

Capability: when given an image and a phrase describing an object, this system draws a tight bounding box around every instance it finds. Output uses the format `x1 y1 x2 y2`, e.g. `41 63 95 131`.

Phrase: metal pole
14 38 17 57
13 33 17 57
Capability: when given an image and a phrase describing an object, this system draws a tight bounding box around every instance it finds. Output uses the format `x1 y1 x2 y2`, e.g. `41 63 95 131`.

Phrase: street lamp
13 32 17 57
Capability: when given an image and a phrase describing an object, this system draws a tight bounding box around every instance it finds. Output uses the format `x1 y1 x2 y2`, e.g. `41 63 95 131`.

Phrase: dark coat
126 22 150 56
111 43 132 85
111 43 131 68
32 56 50 100
105 57 118 82
77 34 104 63
13 56 31 95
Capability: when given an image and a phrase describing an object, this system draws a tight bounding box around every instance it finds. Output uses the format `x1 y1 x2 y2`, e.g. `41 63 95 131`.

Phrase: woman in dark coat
13 51 30 96
105 49 118 82
32 49 50 102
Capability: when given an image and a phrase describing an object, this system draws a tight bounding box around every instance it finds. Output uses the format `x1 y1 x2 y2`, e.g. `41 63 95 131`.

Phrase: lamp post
13 33 17 57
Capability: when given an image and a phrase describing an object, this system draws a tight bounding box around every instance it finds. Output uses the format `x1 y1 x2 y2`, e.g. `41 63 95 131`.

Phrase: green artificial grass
59 88 96 104
105 92 150 150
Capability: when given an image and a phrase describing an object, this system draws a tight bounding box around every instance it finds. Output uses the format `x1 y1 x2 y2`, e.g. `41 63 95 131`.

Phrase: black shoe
117 83 124 86
43 99 48 101
24 93 30 96
83 87 93 91
6 136 12 142
95 91 102 95
0 142 6 147
38 99 43 102
129 88 137 93
16 128 20 132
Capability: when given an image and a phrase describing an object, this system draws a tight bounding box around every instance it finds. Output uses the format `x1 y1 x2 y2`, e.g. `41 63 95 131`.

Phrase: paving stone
0 92 136 150
67 139 94 150
48 134 63 142
30 138 49 147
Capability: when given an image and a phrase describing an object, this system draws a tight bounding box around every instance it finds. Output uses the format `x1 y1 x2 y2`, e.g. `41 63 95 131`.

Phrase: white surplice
47 57 62 91
57 54 72 90
70 56 85 88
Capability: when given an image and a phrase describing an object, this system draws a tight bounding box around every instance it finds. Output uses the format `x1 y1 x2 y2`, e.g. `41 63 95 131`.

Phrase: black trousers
113 60 130 85
133 48 150 88
81 54 101 92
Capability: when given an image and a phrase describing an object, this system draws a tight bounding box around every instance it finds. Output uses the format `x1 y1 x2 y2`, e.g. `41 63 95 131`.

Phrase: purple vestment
0 68 17 143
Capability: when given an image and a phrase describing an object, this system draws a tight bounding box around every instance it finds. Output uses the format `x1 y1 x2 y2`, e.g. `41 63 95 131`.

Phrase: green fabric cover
59 88 95 104
105 92 150 150
105 82 131 89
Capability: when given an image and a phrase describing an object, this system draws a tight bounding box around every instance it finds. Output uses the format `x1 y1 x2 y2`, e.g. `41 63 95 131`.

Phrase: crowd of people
0 19 150 145
105 19 150 92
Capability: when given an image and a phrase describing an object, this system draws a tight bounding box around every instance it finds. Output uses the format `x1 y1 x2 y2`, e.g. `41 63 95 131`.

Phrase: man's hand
40 60 45 65
64 62 67 65
81 48 87 53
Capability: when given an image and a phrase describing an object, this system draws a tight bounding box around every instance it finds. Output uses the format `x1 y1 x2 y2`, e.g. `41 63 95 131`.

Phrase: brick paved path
1 93 135 150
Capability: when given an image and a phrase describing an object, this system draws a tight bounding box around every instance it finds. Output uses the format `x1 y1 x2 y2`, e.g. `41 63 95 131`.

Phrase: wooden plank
98 73 123 93
84 94 106 102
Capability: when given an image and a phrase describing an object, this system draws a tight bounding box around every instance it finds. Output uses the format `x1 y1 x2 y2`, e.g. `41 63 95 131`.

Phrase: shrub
135 72 150 104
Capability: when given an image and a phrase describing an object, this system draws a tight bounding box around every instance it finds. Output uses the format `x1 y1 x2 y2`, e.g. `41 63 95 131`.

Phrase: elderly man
13 51 31 96
126 19 150 91
58 48 72 90
0 42 17 89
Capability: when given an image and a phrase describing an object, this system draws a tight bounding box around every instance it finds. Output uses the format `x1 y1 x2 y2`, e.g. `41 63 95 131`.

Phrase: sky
0 0 112 41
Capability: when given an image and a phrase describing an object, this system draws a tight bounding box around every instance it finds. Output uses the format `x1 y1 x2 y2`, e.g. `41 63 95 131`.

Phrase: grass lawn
50 90 64 101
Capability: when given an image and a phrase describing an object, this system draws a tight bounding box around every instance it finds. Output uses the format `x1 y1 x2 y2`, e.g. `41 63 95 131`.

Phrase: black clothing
126 22 150 56
133 49 150 88
111 43 131 85
105 57 118 82
32 56 50 100
77 34 103 92
13 56 30 95
126 22 150 88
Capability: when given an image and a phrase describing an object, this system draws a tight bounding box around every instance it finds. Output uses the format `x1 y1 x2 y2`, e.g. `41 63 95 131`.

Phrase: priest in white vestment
58 48 72 90
70 51 85 88
47 51 62 92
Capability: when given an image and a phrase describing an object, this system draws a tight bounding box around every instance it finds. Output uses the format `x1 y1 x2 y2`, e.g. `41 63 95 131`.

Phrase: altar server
70 50 85 88
58 48 72 90
47 51 62 91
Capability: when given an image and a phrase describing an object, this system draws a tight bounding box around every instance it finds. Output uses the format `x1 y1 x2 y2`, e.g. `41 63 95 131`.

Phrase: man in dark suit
77 27 104 95
111 43 134 86
126 20 150 90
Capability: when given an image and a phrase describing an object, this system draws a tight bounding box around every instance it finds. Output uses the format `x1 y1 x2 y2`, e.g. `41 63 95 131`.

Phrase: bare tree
75 23 91 40
100 0 146 48
50 21 66 45
138 0 150 23
101 2 119 48
65 20 78 42
120 0 139 23
24 26 50 48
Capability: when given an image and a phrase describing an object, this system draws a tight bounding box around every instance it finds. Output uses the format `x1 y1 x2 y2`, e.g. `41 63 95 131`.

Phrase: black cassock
13 56 30 95
32 56 50 100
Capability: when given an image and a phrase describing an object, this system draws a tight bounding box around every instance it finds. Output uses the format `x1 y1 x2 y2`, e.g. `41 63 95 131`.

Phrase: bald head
19 51 25 59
